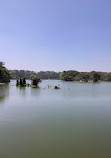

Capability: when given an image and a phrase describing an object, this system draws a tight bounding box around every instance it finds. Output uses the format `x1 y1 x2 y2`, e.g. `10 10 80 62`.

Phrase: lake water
0 80 111 158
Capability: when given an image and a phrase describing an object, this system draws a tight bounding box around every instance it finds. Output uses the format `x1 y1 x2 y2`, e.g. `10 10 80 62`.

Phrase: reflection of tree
30 87 40 97
0 85 9 104
16 86 26 97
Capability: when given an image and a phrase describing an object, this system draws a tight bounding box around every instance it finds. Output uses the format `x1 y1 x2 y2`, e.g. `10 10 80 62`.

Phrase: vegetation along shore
1 61 111 85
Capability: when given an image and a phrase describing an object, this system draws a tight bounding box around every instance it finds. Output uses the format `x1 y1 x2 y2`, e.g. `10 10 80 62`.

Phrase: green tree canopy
60 70 79 81
60 70 104 82
10 70 60 80
0 62 11 83
90 71 101 82
30 75 40 87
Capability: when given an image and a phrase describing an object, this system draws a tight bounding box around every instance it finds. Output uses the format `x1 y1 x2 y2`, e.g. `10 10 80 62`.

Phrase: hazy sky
0 0 111 72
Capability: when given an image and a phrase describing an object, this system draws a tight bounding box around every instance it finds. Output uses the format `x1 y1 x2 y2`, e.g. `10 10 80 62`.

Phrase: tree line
1 61 111 83
10 70 61 80
10 69 111 82
60 70 111 82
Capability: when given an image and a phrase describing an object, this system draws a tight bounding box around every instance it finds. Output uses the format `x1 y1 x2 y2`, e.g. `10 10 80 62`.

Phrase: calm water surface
0 80 111 158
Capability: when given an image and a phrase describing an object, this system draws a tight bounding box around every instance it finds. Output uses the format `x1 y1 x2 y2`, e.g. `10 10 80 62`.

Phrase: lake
0 80 111 158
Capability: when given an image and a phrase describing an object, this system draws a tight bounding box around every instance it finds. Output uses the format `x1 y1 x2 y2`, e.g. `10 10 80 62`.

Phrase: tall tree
0 62 11 83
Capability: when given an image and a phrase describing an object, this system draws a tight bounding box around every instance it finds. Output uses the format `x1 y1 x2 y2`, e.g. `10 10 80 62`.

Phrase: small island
16 75 41 88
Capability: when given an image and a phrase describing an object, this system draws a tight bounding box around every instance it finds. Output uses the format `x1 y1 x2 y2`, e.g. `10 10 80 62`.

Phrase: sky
0 0 111 72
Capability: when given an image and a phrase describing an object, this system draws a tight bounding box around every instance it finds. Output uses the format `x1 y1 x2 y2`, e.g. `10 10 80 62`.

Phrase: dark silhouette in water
16 78 26 87
54 86 60 89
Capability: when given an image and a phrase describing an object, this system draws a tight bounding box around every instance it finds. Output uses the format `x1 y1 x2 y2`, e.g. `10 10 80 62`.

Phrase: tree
104 73 111 81
90 71 101 82
16 80 19 86
0 62 5 69
10 70 61 80
0 62 11 83
23 78 26 85
75 72 90 82
60 70 79 81
30 75 40 87
20 79 23 86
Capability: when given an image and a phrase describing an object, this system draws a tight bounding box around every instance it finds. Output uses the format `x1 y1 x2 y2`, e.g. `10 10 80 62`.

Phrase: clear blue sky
0 0 111 72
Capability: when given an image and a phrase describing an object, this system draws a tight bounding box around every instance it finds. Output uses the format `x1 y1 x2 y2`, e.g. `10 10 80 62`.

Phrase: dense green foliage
10 70 60 80
30 75 40 87
60 70 79 81
0 62 11 83
37 71 61 79
60 70 111 82
2 64 111 83
10 70 36 79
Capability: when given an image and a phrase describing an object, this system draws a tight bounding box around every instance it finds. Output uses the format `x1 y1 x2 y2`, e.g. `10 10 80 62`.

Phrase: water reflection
16 86 26 97
15 86 41 98
0 85 9 104
30 87 40 97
